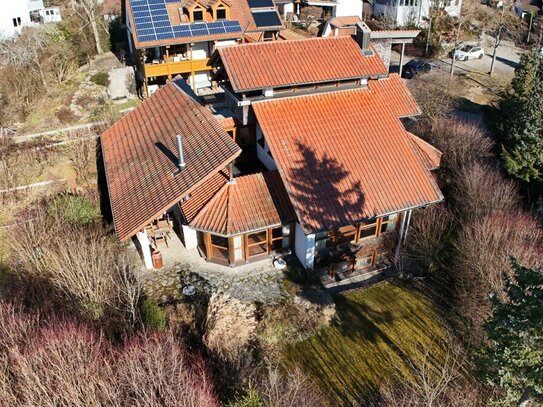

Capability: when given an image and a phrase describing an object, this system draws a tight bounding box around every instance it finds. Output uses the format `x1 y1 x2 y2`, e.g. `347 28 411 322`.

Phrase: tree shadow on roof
289 141 366 233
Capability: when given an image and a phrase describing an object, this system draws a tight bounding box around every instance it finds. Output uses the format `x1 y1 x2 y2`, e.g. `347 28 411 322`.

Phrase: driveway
391 40 524 79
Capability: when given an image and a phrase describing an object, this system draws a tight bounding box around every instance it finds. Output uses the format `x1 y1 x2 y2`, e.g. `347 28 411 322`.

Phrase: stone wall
372 38 392 71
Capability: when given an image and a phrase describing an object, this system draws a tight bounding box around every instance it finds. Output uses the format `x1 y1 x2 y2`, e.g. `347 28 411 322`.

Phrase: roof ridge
219 34 350 50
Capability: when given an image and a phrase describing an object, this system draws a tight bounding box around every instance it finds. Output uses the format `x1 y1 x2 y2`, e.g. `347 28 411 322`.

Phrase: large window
210 235 229 262
315 214 400 258
247 230 267 257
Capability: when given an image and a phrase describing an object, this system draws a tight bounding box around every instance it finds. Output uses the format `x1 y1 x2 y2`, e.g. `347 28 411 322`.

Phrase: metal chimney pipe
176 134 186 171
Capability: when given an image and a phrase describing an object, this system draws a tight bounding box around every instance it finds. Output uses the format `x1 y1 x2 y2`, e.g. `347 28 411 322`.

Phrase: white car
454 45 485 61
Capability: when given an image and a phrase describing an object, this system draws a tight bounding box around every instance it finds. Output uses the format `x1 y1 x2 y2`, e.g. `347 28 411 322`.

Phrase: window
216 7 226 19
357 219 378 241
336 225 356 246
210 235 229 261
193 8 204 21
247 230 267 257
379 214 398 234
315 230 333 251
12 17 21 27
270 226 289 251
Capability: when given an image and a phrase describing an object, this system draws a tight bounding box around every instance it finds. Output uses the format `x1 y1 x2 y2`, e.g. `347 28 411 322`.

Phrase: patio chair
154 229 169 248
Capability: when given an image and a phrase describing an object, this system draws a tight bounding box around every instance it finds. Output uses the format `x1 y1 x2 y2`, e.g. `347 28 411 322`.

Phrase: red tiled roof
190 171 296 236
407 133 442 171
179 169 229 223
214 36 388 92
101 82 241 241
328 16 361 28
252 76 443 234
368 74 421 117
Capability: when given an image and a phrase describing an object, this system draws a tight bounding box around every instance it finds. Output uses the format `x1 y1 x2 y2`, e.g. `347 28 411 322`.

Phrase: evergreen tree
483 258 543 405
499 52 543 181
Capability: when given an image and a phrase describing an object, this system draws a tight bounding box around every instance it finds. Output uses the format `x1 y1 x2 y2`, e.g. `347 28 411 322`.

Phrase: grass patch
282 281 447 405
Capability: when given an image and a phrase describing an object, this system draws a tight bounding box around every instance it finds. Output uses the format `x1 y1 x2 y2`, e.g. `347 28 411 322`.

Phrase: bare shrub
415 117 494 180
0 302 40 352
407 72 461 119
204 293 257 363
453 163 520 222
454 211 543 336
300 6 322 24
10 322 116 407
115 331 219 407
405 205 453 274
257 365 325 407
9 211 115 318
56 105 77 124
65 129 98 185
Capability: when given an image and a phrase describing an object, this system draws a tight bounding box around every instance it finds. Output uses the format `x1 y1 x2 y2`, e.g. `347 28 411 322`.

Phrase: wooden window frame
245 230 268 258
214 6 228 20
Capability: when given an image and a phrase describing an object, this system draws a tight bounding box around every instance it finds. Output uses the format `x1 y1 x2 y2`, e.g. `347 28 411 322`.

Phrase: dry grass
282 281 447 405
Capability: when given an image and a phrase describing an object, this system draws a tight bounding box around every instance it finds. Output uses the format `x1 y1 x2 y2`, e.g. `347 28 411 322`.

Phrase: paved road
391 40 523 79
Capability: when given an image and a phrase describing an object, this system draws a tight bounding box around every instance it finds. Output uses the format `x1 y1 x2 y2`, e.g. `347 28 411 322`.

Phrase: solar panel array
130 0 243 43
247 0 274 8
251 10 282 28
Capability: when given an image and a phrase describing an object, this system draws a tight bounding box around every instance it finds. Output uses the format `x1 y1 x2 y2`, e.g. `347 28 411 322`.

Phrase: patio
132 230 286 304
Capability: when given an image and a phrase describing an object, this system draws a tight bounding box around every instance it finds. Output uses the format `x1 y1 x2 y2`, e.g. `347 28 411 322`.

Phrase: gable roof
252 74 443 234
213 36 388 92
101 81 241 241
190 171 296 236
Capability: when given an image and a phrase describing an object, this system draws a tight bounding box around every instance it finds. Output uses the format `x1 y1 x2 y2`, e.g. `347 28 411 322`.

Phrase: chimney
355 21 373 56
176 134 186 171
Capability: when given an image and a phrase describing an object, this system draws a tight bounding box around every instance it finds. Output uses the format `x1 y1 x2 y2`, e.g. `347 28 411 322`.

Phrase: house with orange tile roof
101 24 443 286
124 0 283 96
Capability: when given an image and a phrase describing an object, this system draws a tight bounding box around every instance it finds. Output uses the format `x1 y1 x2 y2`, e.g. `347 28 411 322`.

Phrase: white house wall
373 0 461 26
182 225 198 249
335 0 363 18
256 124 277 170
0 0 32 39
294 223 315 269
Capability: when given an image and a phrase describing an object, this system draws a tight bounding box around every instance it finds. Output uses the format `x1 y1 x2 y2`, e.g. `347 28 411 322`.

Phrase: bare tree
69 0 104 55
112 253 143 330
65 129 97 185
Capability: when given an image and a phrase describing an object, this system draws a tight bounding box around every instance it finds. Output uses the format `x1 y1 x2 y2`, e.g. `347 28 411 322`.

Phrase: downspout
394 211 408 266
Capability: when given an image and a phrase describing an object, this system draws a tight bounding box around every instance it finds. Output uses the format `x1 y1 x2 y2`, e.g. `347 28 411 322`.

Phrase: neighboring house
0 0 61 40
321 17 420 75
514 0 541 17
373 0 461 27
276 0 364 19
124 0 283 95
101 24 443 287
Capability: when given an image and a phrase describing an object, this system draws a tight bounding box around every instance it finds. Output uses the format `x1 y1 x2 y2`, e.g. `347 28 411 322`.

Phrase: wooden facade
200 223 294 267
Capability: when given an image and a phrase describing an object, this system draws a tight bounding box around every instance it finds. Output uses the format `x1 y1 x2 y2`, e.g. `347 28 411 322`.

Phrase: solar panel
251 11 282 28
129 0 243 44
248 0 274 8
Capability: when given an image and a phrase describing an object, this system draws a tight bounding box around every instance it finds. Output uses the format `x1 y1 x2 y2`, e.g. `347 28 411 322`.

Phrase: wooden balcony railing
144 58 210 78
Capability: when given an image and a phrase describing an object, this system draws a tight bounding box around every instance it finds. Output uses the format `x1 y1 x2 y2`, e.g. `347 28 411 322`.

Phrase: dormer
190 3 205 22
212 1 230 20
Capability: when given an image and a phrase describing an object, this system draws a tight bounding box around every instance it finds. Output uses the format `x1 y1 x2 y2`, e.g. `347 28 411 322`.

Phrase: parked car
454 45 484 61
401 60 431 79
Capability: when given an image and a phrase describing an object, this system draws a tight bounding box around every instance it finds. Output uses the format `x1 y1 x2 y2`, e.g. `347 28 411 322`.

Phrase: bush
90 71 110 87
227 388 263 407
47 193 99 226
141 298 166 330
56 105 77 124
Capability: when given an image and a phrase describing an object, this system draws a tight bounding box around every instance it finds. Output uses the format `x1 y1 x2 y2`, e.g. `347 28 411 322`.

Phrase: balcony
144 57 210 78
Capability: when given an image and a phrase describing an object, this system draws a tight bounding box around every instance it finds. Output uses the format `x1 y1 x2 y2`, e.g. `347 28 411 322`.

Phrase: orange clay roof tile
252 74 443 234
190 171 296 236
407 132 442 171
215 36 388 92
101 82 241 241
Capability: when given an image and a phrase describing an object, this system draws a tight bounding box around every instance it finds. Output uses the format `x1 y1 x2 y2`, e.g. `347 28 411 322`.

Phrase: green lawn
283 281 447 406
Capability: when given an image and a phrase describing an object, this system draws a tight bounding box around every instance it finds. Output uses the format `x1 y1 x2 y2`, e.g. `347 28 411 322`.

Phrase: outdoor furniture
153 229 169 248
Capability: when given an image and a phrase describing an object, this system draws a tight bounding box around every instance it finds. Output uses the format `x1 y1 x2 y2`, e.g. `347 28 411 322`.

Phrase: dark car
401 60 431 79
